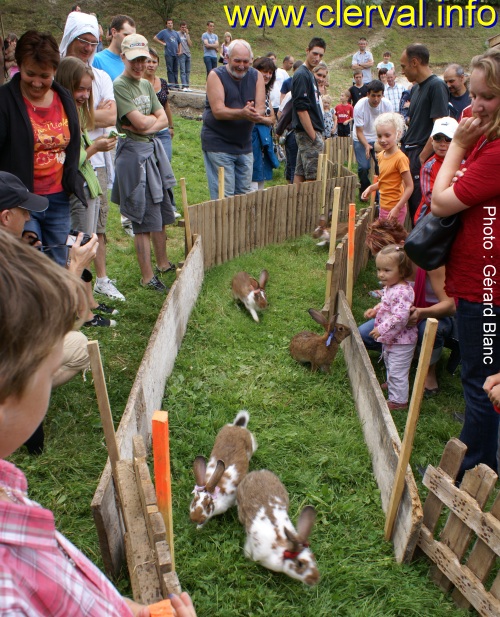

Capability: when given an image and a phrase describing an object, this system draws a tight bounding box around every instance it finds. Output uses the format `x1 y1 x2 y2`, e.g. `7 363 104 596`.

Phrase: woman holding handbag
431 48 500 480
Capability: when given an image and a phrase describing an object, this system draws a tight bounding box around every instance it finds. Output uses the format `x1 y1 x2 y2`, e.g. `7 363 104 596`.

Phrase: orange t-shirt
377 149 410 211
24 91 71 195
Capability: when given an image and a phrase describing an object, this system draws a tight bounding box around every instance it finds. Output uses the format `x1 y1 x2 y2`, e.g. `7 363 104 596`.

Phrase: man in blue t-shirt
92 14 136 82
154 19 181 88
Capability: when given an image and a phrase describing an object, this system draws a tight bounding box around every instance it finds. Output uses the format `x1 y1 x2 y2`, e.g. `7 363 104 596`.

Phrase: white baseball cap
431 117 459 140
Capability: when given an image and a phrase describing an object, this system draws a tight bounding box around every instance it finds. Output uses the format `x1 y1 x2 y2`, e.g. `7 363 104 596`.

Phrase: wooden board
338 291 423 563
92 236 204 576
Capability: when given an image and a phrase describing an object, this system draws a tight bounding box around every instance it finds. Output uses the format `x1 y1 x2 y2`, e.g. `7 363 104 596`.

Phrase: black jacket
0 73 86 205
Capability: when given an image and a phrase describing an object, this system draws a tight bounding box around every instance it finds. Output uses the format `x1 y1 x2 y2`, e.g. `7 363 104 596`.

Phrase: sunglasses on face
432 134 452 143
76 36 99 47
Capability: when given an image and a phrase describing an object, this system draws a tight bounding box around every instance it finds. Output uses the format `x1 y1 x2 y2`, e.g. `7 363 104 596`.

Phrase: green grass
9 116 468 614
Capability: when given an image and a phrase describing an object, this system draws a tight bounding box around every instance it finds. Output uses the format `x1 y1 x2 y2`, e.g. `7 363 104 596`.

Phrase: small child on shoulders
362 112 413 225
335 90 354 137
413 117 458 223
364 245 417 410
322 95 337 139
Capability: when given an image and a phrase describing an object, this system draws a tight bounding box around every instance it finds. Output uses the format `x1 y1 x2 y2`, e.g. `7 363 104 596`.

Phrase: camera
66 230 91 247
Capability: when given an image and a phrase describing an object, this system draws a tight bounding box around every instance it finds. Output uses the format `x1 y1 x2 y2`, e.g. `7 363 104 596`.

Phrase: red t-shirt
335 103 353 124
447 136 500 305
24 91 70 195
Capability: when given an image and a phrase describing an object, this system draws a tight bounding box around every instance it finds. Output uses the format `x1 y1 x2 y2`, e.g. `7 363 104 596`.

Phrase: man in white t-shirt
60 11 126 301
353 79 392 198
269 55 294 114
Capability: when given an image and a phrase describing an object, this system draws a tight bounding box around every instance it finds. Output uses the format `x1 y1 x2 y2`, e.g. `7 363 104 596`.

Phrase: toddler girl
362 112 413 225
364 245 417 410
322 95 337 139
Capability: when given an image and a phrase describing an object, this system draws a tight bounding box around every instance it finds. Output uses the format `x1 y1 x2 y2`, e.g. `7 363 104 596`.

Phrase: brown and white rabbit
289 309 351 373
190 410 257 529
231 270 269 322
312 214 349 247
237 469 319 586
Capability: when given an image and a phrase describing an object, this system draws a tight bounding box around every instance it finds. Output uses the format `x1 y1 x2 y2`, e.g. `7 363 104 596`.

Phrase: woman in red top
0 30 84 266
432 48 500 479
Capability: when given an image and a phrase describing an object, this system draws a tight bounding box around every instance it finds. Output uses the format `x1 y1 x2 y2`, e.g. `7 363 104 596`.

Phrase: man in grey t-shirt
178 21 192 89
153 19 181 87
202 21 219 77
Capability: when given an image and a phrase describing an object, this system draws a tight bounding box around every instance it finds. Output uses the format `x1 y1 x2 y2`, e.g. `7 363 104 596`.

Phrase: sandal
155 261 176 275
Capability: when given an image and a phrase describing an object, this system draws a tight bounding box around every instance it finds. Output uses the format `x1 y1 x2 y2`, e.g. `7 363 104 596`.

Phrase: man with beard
201 39 265 200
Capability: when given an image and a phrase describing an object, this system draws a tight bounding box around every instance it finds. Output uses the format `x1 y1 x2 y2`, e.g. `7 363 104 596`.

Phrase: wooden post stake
348 144 353 169
87 341 120 476
180 178 192 254
370 175 379 216
152 411 175 571
346 202 356 307
324 187 342 311
317 153 324 183
218 167 224 201
320 154 328 215
384 318 438 541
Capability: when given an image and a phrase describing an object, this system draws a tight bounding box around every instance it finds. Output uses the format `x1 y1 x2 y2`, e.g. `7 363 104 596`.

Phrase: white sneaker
174 211 182 219
121 215 134 237
94 277 126 301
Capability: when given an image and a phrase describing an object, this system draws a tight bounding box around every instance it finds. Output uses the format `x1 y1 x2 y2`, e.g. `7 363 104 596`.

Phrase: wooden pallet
417 438 500 616
114 435 181 604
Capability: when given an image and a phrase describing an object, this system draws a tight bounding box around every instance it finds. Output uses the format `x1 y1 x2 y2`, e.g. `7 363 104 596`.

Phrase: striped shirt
384 83 405 113
0 460 133 617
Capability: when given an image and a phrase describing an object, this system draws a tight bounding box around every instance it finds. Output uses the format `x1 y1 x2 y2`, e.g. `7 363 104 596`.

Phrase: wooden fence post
180 178 192 254
346 203 356 307
384 318 438 541
152 411 175 571
88 341 120 477
218 167 224 201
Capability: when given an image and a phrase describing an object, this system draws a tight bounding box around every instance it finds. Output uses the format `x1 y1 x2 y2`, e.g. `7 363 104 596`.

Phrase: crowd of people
0 7 499 614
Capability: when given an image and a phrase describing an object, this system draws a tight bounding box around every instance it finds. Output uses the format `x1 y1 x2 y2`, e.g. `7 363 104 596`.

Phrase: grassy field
3 2 496 614
8 110 470 615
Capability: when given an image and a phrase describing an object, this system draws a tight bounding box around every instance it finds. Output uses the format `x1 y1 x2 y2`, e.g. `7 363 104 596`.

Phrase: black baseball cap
0 172 49 213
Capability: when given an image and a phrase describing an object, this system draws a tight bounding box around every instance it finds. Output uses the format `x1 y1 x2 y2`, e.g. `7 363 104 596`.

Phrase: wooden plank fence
324 207 374 316
417 438 500 617
186 169 357 270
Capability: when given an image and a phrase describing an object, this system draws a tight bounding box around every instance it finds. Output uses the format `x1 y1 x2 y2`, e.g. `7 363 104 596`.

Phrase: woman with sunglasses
431 48 500 480
0 30 84 266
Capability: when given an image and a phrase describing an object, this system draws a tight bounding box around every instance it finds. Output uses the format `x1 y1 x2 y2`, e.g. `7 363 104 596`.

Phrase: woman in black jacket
0 30 85 265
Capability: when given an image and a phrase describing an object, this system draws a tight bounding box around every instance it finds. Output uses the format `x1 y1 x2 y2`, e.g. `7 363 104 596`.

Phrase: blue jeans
353 139 379 194
456 299 500 478
165 54 179 87
179 54 191 87
24 191 70 266
359 315 454 365
204 55 217 76
203 150 253 200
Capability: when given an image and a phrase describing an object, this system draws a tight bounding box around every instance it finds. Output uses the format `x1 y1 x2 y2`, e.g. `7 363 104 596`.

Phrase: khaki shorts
96 166 109 235
295 131 324 180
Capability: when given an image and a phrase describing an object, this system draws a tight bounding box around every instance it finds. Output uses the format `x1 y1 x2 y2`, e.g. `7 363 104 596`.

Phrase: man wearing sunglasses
59 12 126 302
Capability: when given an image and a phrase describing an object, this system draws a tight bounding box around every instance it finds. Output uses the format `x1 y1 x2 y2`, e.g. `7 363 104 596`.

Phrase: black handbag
404 212 460 271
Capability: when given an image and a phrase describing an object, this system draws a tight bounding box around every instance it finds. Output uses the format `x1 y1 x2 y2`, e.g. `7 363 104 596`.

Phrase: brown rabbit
231 270 269 322
289 309 351 372
312 214 349 247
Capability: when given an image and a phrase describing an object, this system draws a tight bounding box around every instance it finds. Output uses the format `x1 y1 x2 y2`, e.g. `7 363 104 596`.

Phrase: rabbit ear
308 308 328 328
259 269 269 289
328 313 339 331
249 277 260 290
284 526 300 551
193 456 207 485
297 506 316 543
205 459 225 492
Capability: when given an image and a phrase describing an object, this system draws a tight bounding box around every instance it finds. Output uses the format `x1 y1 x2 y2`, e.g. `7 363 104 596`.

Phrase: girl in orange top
362 112 413 225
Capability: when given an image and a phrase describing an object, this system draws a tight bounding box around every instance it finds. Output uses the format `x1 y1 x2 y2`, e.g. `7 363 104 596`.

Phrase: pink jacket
375 282 418 346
